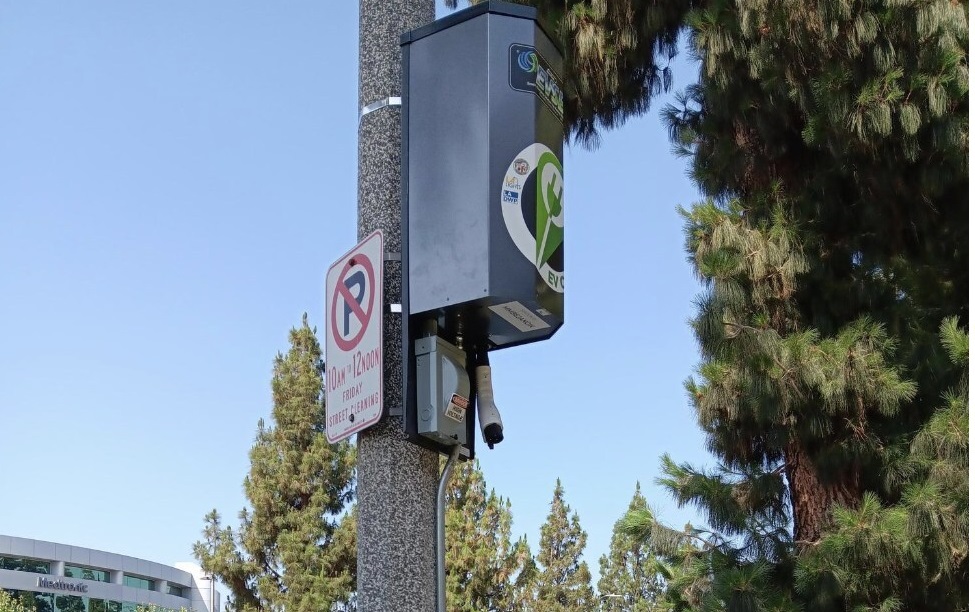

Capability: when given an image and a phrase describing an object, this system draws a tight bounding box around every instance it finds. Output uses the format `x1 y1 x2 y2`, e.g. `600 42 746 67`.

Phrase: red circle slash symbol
330 255 376 352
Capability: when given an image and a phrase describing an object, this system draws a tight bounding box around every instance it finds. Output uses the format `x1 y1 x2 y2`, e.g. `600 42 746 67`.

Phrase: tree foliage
655 0 967 604
471 0 970 608
0 591 36 612
194 316 357 612
193 318 547 611
795 319 969 610
445 0 690 146
597 484 665 611
532 480 597 611
645 191 967 610
443 459 534 612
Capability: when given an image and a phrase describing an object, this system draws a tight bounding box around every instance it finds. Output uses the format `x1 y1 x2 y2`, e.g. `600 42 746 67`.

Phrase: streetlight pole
199 574 216 612
355 0 437 611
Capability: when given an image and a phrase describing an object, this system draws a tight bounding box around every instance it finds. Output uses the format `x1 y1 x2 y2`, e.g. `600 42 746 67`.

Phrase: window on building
165 584 184 597
0 556 50 574
64 565 110 583
121 603 173 612
122 575 155 591
54 594 85 612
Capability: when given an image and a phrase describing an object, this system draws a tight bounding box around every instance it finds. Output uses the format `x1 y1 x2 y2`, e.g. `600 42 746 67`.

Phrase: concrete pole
356 1 437 611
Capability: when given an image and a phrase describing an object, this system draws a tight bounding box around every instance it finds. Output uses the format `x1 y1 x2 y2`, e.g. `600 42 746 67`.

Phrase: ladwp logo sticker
500 143 564 293
509 44 564 121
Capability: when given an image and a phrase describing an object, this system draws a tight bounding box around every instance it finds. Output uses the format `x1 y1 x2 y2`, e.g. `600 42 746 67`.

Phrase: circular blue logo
517 50 538 73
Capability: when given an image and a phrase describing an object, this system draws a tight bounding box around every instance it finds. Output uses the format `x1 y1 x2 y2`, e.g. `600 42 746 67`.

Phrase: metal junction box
401 1 564 351
414 336 470 447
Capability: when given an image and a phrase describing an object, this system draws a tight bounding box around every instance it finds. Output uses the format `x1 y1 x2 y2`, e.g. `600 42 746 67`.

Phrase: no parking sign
325 230 383 443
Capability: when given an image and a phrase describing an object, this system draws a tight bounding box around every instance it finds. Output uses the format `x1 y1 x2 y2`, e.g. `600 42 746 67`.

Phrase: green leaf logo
500 143 565 294
535 152 564 268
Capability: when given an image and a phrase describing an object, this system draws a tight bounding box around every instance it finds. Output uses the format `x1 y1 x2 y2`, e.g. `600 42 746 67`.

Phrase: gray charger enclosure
401 1 564 457
402 1 564 349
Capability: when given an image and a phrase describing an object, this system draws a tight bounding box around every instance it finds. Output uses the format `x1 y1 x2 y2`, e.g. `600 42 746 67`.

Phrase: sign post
325 230 384 443
355 0 438 609
347 2 563 608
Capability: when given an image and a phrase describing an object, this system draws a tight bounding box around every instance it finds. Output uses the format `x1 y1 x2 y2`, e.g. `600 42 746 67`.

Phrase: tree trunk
785 438 860 545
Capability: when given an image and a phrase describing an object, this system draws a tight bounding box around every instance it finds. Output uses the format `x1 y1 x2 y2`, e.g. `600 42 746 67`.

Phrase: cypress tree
194 316 357 611
534 480 597 611
597 484 664 611
505 535 539 612
194 320 542 610
443 459 529 611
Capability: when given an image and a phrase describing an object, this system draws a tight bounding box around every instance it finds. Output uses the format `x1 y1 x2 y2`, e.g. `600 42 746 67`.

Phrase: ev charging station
400 2 565 459
326 2 564 607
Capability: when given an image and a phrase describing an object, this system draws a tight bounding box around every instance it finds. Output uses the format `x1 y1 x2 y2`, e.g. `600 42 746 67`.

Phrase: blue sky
0 0 713 588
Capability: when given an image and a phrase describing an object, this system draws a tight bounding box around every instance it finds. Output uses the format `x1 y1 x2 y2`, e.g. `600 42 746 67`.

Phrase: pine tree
470 0 969 608
443 459 531 612
534 480 597 611
597 484 664 611
193 316 357 612
794 318 969 610
651 0 966 607
635 195 965 609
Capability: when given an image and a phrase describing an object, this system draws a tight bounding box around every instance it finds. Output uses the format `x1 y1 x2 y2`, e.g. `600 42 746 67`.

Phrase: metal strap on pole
436 444 461 612
359 96 402 122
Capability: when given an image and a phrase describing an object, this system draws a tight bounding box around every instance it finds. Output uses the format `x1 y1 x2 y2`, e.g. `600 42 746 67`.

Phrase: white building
0 536 220 612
